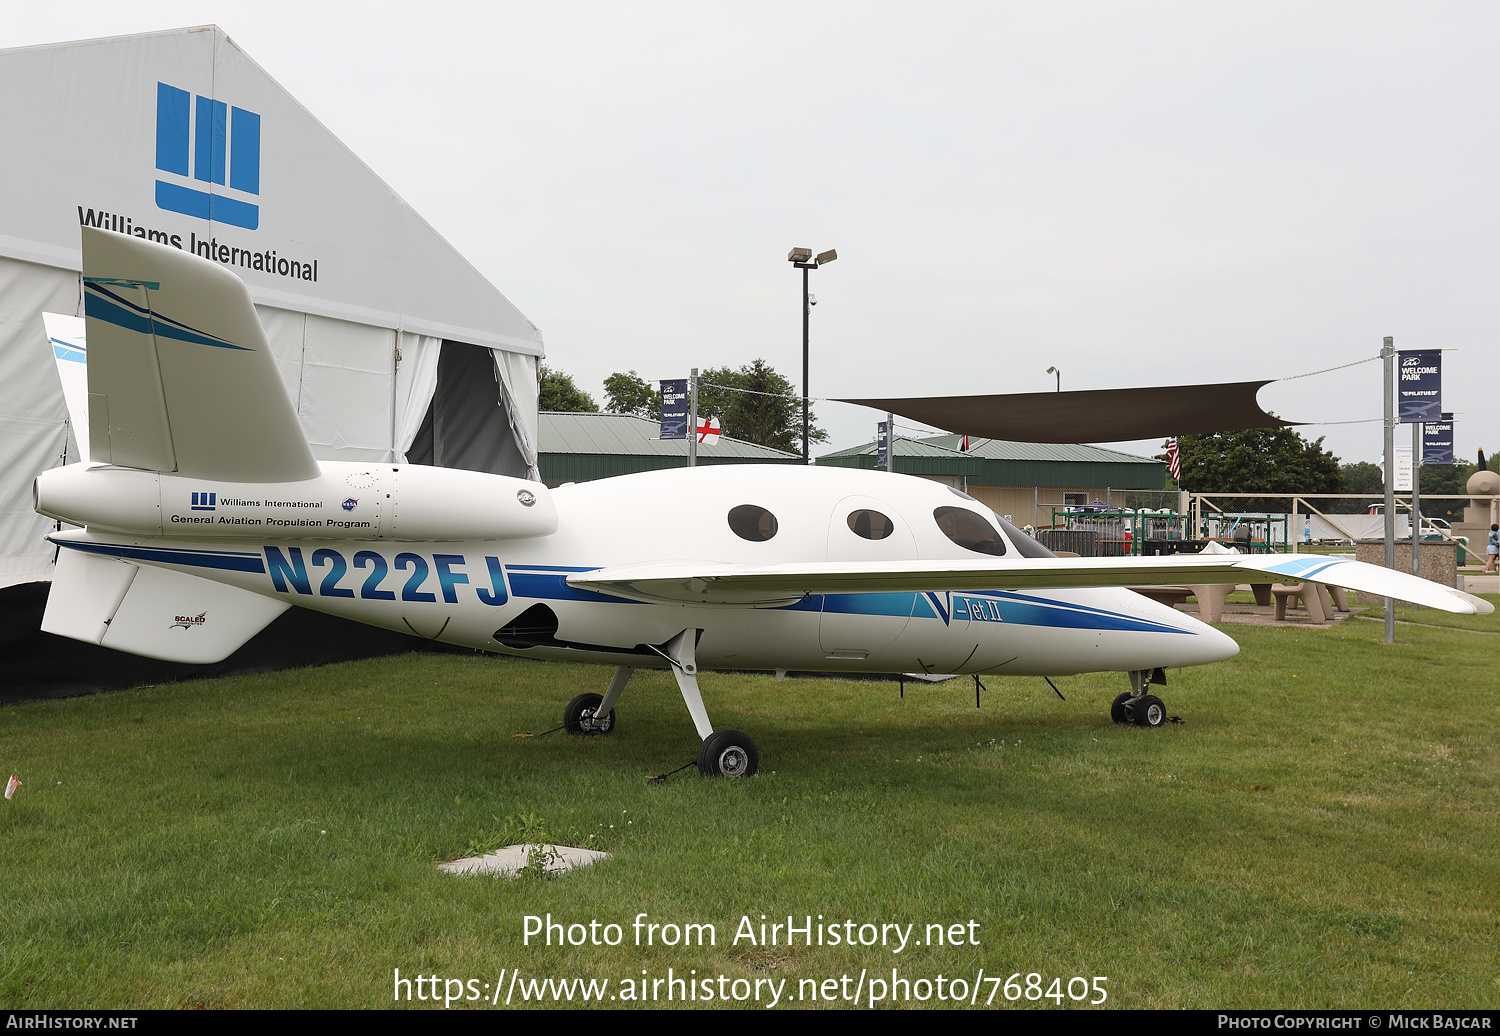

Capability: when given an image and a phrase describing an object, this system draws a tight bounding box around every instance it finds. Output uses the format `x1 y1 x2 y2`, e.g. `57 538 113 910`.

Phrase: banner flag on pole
696 416 721 445
659 379 688 440
1166 437 1181 482
1397 350 1442 423
1423 413 1454 466
876 421 889 467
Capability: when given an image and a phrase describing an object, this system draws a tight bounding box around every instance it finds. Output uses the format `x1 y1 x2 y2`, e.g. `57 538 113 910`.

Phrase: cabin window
728 504 779 541
846 509 894 540
932 506 1007 556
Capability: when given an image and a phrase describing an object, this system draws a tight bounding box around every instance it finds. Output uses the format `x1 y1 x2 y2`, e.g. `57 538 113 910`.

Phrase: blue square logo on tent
154 83 261 230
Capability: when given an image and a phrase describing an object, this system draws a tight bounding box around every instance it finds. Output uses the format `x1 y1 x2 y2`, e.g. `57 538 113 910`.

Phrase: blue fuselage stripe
54 545 1189 634
60 540 266 573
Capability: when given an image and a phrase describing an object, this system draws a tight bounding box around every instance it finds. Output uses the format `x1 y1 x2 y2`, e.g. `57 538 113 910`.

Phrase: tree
699 359 826 453
1170 428 1342 512
1338 457 1485 520
538 364 598 413
1329 461 1383 514
1416 461 1472 521
603 370 656 419
602 359 825 452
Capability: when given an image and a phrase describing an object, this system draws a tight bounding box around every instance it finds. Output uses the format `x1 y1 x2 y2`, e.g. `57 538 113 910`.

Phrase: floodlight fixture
788 247 813 263
1046 366 1061 391
815 249 837 265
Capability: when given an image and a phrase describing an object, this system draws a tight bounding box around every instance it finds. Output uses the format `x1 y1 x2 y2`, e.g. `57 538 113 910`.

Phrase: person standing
1487 524 1499 574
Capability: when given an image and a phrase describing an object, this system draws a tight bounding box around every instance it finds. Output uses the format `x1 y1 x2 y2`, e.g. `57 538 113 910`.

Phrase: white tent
0 26 544 581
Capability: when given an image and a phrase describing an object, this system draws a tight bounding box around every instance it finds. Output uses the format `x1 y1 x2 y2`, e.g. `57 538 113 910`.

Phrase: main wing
567 553 1492 615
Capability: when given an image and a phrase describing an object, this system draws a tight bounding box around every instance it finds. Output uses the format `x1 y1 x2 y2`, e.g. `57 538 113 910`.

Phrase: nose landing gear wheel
696 729 759 778
1131 694 1166 728
563 693 616 735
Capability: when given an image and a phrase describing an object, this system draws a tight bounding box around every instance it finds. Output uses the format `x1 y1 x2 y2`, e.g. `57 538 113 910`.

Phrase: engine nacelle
35 461 557 541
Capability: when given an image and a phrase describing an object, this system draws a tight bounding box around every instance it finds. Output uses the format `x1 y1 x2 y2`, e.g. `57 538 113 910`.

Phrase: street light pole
788 247 836 465
1047 366 1061 392
802 264 810 464
1382 336 1395 645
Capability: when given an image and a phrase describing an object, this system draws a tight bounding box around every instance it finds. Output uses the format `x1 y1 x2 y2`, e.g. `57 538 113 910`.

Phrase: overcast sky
9 3 1497 466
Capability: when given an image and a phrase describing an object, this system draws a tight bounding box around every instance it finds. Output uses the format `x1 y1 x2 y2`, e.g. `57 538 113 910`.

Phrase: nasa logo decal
342 498 358 511
516 490 536 507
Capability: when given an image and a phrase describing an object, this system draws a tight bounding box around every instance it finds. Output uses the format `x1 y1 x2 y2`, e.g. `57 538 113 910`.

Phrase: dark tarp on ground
837 381 1293 443
0 580 471 705
407 340 530 477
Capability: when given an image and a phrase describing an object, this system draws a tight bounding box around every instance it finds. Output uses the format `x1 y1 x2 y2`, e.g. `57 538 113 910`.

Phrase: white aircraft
33 229 1491 778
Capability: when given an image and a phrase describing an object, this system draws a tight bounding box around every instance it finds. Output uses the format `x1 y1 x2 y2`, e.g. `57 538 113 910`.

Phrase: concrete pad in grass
439 844 611 877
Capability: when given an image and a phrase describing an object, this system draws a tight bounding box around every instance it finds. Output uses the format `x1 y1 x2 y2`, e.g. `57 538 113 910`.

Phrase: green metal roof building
920 435 1165 490
815 435 983 480
817 435 1167 528
537 412 802 485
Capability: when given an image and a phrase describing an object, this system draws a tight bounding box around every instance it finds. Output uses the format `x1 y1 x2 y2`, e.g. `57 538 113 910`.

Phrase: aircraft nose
1167 615 1240 665
1198 623 1241 663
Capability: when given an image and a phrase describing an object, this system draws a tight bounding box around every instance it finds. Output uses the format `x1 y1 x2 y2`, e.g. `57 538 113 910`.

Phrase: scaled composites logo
154 82 261 230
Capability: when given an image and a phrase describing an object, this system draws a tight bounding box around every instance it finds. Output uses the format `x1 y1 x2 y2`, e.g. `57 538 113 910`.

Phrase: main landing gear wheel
696 729 759 778
1131 694 1166 728
1110 692 1133 724
563 693 616 735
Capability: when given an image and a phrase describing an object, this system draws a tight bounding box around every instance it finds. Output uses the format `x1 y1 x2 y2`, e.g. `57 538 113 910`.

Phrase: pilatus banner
1397 350 1442 423
1423 413 1454 466
659 379 688 440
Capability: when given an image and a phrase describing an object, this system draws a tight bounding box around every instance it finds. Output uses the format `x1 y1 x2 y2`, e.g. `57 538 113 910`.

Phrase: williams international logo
154 82 261 230
191 492 217 511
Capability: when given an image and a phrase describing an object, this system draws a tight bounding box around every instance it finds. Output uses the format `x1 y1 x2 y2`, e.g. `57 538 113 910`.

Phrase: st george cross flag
696 416 721 445
1166 438 1181 482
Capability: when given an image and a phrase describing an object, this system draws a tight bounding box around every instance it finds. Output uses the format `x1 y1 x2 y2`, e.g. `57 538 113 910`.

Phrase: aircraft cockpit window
846 509 894 540
728 504 779 541
932 506 1007 556
994 513 1058 559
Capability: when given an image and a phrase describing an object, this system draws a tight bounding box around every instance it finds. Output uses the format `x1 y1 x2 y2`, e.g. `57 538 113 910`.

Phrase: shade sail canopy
837 380 1294 444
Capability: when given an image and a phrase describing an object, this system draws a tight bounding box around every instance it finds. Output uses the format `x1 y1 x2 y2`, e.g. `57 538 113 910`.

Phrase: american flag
1166 438 1181 482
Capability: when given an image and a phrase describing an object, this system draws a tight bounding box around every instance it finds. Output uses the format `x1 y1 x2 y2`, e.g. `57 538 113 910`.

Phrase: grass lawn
1 612 1496 1010
1347 596 1500 634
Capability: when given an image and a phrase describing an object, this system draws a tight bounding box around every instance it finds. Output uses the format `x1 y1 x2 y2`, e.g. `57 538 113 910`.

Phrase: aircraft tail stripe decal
51 338 88 362
83 283 250 351
58 540 266 574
